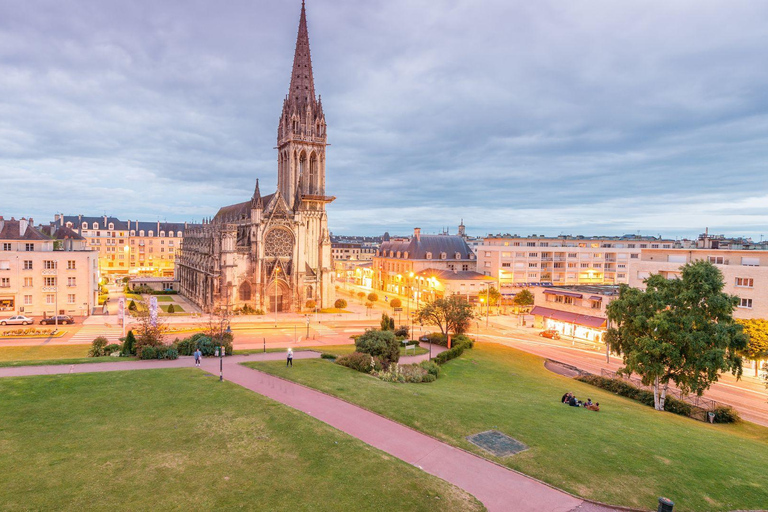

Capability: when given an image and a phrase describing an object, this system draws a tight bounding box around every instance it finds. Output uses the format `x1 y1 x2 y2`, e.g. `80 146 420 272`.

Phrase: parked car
0 315 34 326
40 315 75 325
539 329 560 340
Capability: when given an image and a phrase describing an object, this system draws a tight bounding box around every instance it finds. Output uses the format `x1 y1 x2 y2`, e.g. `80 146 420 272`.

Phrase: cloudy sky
1 0 767 239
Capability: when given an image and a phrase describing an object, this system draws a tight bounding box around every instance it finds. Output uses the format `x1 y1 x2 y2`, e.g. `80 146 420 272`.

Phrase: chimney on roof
54 214 60 223
19 217 28 236
103 215 107 226
414 227 421 242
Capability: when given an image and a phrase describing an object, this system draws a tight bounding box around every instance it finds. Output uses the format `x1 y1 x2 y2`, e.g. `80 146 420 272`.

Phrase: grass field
245 343 768 512
160 305 185 313
154 296 175 302
0 369 483 511
0 344 138 367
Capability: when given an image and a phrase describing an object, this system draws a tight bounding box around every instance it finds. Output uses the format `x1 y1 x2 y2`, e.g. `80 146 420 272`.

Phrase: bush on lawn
434 336 475 365
320 352 336 360
128 300 137 311
164 348 179 360
377 362 432 383
140 346 158 360
121 330 136 356
335 352 381 373
88 336 109 357
367 293 378 303
334 299 347 309
393 326 409 338
177 332 232 356
355 329 400 365
390 298 402 308
419 360 440 377
104 343 121 356
380 313 395 331
576 375 740 423
713 405 741 424
167 304 175 314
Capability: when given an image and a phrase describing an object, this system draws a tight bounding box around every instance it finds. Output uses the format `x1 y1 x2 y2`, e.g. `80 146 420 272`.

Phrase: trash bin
658 497 674 512
707 412 715 424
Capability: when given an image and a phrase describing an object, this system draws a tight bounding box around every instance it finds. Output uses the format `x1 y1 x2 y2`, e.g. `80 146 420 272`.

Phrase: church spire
288 0 315 104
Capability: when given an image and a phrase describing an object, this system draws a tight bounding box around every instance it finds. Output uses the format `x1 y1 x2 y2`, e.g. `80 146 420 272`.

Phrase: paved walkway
0 353 621 512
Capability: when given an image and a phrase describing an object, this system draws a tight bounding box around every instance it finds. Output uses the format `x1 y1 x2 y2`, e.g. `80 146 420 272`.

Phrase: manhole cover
466 430 528 457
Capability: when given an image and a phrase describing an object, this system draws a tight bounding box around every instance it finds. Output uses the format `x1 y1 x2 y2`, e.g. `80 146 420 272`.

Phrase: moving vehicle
539 329 560 340
40 315 75 325
0 315 34 326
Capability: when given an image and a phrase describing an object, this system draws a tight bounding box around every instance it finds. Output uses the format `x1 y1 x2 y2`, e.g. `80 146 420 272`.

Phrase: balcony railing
42 269 57 275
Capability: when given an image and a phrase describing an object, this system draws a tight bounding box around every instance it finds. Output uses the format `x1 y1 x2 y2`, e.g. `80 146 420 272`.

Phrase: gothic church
178 2 334 313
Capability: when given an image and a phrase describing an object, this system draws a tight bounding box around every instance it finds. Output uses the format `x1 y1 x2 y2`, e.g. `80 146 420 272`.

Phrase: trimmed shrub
355 329 400 365
254 309 265 315
167 304 176 314
104 343 121 355
422 374 436 383
367 293 378 303
424 332 448 347
128 300 137 311
713 405 740 424
380 313 395 331
390 298 402 308
305 300 317 310
140 346 158 360
334 299 347 309
336 352 380 373
419 360 440 377
88 336 109 357
165 348 179 360
320 352 336 360
434 336 474 365
121 330 136 356
394 326 409 338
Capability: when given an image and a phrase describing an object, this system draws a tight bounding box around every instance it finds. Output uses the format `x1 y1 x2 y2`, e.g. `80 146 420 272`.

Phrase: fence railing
600 368 720 414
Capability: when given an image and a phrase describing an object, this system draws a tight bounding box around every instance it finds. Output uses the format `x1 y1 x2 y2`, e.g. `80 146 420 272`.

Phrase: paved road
0 353 621 512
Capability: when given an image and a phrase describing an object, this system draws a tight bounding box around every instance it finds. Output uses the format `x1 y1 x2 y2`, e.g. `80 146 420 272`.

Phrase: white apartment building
478 235 679 289
0 217 99 318
628 248 768 320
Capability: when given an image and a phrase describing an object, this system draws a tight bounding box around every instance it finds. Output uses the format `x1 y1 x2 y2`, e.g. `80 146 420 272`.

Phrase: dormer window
160 231 165 237
454 252 461 260
108 223 114 230
168 231 174 237
389 251 394 257
139 230 145 237
149 231 154 237
403 251 409 259
66 222 72 228
82 222 87 229
130 231 135 236
426 252 432 260
440 252 447 260
396 251 401 258
92 222 98 229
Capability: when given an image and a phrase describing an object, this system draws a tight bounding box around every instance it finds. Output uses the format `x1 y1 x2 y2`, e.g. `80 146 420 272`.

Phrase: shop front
531 305 606 343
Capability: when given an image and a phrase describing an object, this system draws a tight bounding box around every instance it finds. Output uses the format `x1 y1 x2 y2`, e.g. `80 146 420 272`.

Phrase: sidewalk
0 352 618 512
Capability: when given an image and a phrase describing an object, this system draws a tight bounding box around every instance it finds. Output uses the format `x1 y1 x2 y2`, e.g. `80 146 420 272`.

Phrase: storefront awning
531 306 606 329
543 290 583 298
588 296 602 301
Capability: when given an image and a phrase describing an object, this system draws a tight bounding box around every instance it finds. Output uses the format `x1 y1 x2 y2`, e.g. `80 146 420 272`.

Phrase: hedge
576 375 740 423
434 336 474 365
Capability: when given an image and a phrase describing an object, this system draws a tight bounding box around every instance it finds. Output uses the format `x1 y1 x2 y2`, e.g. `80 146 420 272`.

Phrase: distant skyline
1 0 767 239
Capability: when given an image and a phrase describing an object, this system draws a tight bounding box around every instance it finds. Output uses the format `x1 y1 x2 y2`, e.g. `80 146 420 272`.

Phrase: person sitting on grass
585 398 593 408
561 392 570 403
586 402 600 412
569 395 579 407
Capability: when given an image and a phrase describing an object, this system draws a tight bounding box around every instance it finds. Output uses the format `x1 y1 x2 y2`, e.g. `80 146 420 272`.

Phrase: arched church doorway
266 280 290 313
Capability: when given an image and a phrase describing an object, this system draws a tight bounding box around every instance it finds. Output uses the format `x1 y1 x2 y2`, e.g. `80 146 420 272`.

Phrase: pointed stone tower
277 0 328 209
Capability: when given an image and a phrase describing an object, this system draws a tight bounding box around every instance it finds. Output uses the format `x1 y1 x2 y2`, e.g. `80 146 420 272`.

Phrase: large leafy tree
478 287 501 306
513 289 534 308
416 295 474 337
605 260 746 411
737 319 768 376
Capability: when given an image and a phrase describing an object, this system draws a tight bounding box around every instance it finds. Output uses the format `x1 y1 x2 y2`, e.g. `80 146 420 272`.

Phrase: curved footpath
0 352 621 512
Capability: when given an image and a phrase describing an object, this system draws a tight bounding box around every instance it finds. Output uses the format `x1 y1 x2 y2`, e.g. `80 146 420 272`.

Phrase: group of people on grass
561 392 600 411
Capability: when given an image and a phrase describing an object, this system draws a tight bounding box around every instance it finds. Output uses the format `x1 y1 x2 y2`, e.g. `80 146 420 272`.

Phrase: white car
0 315 34 326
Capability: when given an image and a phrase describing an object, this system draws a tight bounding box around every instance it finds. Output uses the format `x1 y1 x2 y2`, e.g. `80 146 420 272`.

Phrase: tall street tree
737 319 768 376
605 260 747 411
416 295 474 338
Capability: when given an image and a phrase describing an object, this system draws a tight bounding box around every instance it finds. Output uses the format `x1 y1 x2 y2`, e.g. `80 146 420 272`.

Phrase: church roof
379 235 475 260
214 201 250 223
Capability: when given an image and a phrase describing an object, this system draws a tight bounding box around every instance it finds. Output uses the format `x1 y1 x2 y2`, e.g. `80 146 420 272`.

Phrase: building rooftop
416 268 494 281
379 229 475 260
543 285 620 296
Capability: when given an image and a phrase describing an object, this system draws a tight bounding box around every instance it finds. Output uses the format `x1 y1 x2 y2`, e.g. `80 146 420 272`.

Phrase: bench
403 343 416 355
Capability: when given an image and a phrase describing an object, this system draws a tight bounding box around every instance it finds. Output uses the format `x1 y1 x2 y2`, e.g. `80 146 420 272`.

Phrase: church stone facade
178 3 334 313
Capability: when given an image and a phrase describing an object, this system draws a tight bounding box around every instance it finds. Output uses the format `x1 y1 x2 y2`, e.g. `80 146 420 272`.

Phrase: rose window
265 229 294 257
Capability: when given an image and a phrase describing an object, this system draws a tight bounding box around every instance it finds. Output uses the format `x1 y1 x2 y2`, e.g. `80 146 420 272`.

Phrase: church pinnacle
288 0 315 104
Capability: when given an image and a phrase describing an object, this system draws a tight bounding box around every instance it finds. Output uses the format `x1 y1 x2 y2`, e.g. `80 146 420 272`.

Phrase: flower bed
0 328 63 338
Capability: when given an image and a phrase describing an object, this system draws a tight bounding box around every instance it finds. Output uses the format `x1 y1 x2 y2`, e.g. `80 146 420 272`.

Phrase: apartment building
478 235 679 289
53 215 186 278
0 217 98 318
372 228 477 298
628 248 768 320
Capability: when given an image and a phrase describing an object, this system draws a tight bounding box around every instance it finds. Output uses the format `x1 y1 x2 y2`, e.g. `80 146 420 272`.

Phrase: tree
416 296 474 337
167 304 175 314
122 330 136 356
390 298 402 309
305 299 317 310
605 261 747 411
357 291 366 304
128 300 137 311
334 298 347 309
355 329 400 365
132 299 166 357
737 319 768 376
478 287 501 306
380 313 395 331
367 293 379 303
513 289 534 309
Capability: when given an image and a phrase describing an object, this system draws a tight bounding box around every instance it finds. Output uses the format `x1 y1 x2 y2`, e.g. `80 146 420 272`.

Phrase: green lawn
160 305 185 313
232 345 428 357
154 296 175 302
245 343 768 512
0 344 139 367
0 369 482 511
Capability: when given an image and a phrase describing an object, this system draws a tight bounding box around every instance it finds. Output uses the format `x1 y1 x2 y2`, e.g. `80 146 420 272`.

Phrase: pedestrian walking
287 348 293 367
194 348 201 367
